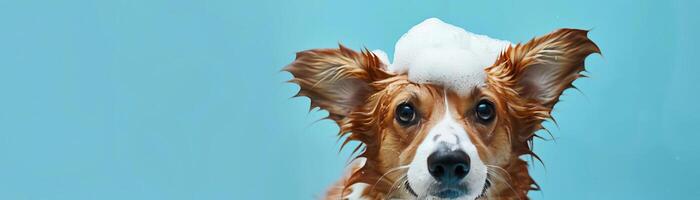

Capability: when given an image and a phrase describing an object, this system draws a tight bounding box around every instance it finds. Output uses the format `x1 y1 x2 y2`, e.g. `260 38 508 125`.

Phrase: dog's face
286 26 598 199
372 82 507 199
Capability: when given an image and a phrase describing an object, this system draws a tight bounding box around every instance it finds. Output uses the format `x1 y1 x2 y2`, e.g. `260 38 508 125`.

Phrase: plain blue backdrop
1 0 698 199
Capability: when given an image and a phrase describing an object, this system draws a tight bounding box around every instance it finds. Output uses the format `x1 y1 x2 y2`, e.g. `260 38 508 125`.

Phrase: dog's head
286 18 599 199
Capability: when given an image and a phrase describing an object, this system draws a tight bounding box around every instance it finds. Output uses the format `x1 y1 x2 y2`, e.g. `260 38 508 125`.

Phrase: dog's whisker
486 165 522 200
486 165 513 181
385 174 408 198
370 165 410 193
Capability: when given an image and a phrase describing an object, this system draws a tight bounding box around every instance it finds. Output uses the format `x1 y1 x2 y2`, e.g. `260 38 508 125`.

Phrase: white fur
406 94 487 199
344 183 370 200
344 157 369 200
382 18 511 95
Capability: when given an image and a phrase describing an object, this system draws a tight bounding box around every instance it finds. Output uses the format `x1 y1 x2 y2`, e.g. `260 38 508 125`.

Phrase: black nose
427 148 470 184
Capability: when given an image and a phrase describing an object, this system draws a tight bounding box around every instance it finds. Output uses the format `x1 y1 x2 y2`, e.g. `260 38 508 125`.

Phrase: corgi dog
285 18 599 200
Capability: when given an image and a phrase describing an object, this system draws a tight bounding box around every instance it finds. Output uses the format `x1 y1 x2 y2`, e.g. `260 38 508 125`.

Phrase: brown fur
285 29 599 200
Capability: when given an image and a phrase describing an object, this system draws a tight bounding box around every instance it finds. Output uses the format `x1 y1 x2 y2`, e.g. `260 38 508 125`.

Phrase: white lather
373 18 511 95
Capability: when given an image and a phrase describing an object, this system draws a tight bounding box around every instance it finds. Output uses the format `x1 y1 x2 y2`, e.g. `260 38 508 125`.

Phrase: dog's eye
475 100 495 122
395 103 418 126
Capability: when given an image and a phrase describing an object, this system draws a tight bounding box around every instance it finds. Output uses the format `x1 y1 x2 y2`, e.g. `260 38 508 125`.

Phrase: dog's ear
285 44 392 124
488 29 600 109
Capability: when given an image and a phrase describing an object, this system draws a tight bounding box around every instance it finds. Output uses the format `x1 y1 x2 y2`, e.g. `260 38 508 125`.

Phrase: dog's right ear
285 44 392 124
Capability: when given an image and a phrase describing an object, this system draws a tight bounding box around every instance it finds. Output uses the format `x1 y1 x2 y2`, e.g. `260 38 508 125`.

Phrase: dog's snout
427 147 470 184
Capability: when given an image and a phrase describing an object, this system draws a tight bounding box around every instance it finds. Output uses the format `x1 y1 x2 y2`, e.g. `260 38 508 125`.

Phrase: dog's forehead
383 18 510 96
397 84 477 115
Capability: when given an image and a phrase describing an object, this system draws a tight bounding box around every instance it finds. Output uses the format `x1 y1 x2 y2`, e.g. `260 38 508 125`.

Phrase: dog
285 18 599 200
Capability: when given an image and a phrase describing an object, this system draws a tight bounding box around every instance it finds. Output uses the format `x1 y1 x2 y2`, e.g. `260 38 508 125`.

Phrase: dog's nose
427 148 470 183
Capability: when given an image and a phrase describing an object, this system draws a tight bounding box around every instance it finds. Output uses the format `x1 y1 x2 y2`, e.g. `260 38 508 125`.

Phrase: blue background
1 0 698 199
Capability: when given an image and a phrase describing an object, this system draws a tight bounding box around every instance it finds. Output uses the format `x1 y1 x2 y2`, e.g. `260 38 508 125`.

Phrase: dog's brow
409 91 419 100
472 85 482 94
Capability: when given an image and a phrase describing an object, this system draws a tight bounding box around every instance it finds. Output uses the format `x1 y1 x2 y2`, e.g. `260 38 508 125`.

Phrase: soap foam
383 18 511 94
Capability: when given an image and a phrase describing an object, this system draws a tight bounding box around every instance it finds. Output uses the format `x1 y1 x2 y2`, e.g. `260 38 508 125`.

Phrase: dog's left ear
285 44 392 124
488 29 600 109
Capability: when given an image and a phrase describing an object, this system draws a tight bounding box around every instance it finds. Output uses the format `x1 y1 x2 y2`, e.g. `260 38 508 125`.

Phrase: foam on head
381 18 511 95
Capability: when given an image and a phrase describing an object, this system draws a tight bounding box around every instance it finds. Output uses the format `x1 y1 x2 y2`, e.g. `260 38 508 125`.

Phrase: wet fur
285 29 600 200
